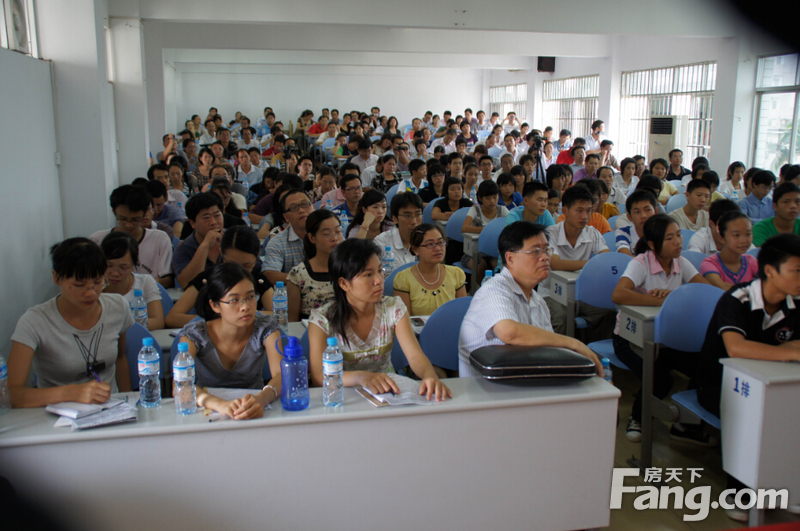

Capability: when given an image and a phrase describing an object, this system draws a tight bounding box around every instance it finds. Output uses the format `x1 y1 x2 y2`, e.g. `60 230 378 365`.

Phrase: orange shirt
601 203 620 220
556 212 611 234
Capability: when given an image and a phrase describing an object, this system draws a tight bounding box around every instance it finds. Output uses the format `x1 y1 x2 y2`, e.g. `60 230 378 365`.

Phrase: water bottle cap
601 357 610 367
177 342 189 352
142 337 154 347
133 289 144 297
385 246 391 251
283 336 304 359
276 281 284 288
484 271 492 277
327 337 338 346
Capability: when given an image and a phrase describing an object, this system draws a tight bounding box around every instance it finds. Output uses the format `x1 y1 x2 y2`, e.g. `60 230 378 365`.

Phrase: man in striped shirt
458 221 602 377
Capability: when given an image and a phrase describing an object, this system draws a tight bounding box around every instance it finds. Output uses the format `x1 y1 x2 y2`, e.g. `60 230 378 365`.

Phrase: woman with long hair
287 210 340 321
346 190 394 239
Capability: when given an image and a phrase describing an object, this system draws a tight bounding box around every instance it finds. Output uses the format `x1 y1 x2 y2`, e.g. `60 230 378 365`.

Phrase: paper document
46 398 125 419
360 374 436 406
53 402 138 430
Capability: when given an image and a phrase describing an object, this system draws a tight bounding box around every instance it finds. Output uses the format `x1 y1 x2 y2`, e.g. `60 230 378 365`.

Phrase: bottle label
0 363 6 379
173 365 195 382
323 359 343 375
138 359 159 376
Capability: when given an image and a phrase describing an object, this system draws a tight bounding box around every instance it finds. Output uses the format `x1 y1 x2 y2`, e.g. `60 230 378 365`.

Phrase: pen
91 370 101 383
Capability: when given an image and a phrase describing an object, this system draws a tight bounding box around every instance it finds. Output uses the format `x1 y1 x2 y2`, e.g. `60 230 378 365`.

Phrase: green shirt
752 217 800 247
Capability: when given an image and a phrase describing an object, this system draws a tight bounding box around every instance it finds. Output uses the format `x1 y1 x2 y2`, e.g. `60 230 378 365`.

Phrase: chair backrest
402 124 413 133
173 236 180 251
478 217 507 257
321 138 336 152
419 297 473 372
607 215 620 230
666 193 687 213
370 136 381 143
602 231 616 251
156 282 174 315
680 229 695 250
487 146 503 158
746 247 760 258
681 250 707 272
390 341 408 375
655 284 724 352
170 316 202 365
385 183 402 206
423 200 437 224
575 253 633 309
125 323 163 391
617 202 626 214
445 207 472 243
384 262 415 296
476 130 491 140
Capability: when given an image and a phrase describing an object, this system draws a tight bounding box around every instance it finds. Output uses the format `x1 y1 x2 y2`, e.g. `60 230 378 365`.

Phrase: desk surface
549 270 580 283
0 376 619 449
721 358 800 384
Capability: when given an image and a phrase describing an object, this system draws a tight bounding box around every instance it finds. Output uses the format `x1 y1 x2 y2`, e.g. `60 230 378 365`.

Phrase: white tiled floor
605 368 799 530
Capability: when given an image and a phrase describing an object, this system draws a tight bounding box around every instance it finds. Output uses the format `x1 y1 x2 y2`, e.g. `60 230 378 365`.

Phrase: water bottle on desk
173 342 196 415
273 282 289 334
243 212 252 227
279 336 309 411
470 186 477 204
381 246 395 277
326 199 333 211
482 270 493 286
338 208 350 235
131 289 148 329
323 337 344 407
138 337 161 408
601 358 613 384
0 353 11 415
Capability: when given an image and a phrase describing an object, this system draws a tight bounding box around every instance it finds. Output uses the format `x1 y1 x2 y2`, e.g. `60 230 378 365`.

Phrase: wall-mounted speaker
537 56 555 73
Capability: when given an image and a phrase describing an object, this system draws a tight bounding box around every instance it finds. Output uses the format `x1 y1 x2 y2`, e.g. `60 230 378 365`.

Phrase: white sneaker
626 416 642 443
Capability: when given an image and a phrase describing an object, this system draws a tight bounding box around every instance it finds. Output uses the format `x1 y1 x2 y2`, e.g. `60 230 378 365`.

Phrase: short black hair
498 221 547 266
185 192 223 222
773 182 800 205
109 185 151 214
390 192 423 219
522 181 548 197
625 189 658 214
100 231 139 266
561 185 594 209
147 163 169 181
144 179 167 200
758 234 800 281
546 164 568 189
691 163 708 179
408 158 426 174
477 179 500 200
784 164 800 183
636 175 663 197
339 173 361 189
50 237 107 281
701 170 720 187
358 138 373 151
496 173 515 188
709 199 740 225
751 170 777 188
686 179 711 194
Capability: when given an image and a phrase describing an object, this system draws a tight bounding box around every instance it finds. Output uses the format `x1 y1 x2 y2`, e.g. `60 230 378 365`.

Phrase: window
618 62 716 161
753 54 800 172
541 75 599 141
489 84 527 123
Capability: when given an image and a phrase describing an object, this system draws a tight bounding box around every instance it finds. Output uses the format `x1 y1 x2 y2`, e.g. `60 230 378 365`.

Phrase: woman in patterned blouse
287 210 340 321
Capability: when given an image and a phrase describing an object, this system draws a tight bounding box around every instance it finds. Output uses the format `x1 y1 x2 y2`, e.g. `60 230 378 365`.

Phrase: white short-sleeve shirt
90 229 173 279
541 222 608 298
373 228 416 267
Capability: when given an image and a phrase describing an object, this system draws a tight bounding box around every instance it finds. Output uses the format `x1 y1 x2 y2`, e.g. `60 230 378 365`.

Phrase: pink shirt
700 253 758 285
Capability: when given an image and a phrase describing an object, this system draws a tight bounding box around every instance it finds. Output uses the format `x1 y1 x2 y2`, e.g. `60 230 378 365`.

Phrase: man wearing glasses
374 193 424 267
331 174 364 224
263 190 315 285
458 221 602 378
90 185 174 288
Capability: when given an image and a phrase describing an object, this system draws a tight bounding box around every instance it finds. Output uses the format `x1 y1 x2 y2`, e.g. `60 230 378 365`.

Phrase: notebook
359 374 437 406
46 398 125 419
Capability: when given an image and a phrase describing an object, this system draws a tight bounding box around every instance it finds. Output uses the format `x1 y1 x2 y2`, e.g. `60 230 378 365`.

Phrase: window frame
752 53 800 169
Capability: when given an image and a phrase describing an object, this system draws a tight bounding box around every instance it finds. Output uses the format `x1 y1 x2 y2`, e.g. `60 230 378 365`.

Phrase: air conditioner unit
4 0 31 54
648 115 689 161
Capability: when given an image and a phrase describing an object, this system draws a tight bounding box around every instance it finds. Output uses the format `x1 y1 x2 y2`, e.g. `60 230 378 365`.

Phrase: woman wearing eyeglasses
7 238 135 408
393 224 467 316
178 263 283 420
100 231 165 330
287 210 340 322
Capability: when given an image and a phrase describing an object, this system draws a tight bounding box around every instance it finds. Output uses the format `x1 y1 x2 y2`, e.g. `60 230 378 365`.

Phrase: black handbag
469 345 597 380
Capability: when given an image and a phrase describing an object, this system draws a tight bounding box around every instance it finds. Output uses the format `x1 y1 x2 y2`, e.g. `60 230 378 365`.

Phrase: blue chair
125 324 164 391
170 317 201 366
156 282 174 315
580 254 634 371
370 136 381 143
477 218 506 258
173 236 180 251
384 262 415 296
488 146 503 159
445 207 473 274
476 130 491 140
670 390 721 429
391 341 408 376
607 215 620 230
747 247 760 258
385 183 402 206
402 124 413 134
422 200 436 224
602 231 616 251
680 229 695 250
666 194 687 213
321 138 336 164
419 297 473 373
682 250 707 271
618 203 626 214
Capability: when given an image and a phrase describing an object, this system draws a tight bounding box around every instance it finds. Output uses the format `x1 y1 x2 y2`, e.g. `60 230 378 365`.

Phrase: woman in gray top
178 263 282 420
9 238 135 408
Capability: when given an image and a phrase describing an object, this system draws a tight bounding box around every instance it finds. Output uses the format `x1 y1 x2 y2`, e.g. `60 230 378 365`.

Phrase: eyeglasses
398 212 423 219
217 294 258 307
117 216 143 225
512 246 553 258
318 229 343 240
66 279 108 292
418 239 446 250
106 264 133 274
285 200 313 213
342 186 362 193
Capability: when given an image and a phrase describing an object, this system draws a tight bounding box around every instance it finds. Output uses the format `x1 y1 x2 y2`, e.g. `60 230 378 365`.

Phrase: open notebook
358 374 437 406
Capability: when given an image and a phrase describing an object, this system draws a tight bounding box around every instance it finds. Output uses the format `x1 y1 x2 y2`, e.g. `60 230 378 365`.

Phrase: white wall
176 65 483 130
0 49 63 351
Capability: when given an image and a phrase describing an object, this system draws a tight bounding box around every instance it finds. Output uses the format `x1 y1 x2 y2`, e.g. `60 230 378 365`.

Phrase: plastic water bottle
322 337 344 407
273 281 289 334
339 208 350 235
326 199 333 211
173 342 196 415
131 289 148 330
279 336 309 411
601 357 613 384
177 202 185 218
0 353 11 415
138 337 161 408
381 246 395 276
470 186 477 204
482 270 493 285
243 212 252 227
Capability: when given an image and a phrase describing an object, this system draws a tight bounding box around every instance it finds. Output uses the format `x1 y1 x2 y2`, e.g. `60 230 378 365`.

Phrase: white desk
463 232 480 293
549 270 580 338
720 358 800 526
0 377 619 531
166 287 183 302
434 219 448 234
615 304 675 471
151 328 179 351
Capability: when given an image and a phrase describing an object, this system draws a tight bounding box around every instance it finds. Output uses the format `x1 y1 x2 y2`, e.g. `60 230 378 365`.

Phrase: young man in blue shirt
738 169 775 222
